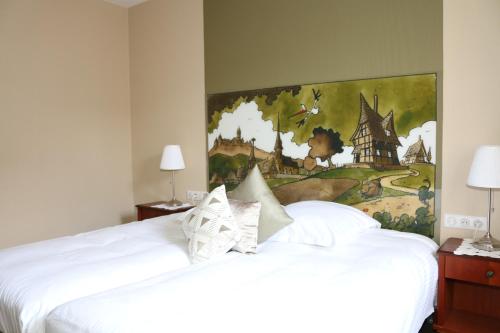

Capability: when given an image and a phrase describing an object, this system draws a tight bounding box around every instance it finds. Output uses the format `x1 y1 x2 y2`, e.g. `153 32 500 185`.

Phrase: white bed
45 229 438 333
0 212 192 333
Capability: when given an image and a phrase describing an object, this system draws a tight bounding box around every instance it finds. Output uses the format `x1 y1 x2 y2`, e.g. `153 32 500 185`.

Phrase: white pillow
182 185 241 263
268 200 381 247
228 199 261 254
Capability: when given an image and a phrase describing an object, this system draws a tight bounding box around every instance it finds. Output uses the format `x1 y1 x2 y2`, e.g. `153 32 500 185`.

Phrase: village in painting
207 74 437 237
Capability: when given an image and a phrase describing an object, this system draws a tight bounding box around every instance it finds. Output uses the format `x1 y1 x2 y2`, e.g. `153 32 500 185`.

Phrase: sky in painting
208 101 436 166
207 74 437 165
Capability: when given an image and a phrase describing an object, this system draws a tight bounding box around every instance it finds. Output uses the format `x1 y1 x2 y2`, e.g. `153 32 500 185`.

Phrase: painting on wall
207 74 437 238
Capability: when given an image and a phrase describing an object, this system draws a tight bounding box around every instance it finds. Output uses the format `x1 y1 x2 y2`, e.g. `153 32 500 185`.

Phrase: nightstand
434 238 500 333
135 201 194 221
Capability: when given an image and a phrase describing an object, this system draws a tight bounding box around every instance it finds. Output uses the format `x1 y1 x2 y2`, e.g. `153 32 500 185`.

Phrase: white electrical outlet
187 190 208 205
444 214 487 231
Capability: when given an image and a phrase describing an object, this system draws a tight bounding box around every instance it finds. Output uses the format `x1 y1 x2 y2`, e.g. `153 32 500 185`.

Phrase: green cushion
228 166 293 242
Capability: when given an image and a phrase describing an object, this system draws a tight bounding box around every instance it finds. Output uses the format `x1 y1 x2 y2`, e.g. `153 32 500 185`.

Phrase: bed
45 228 438 333
0 212 193 333
0 191 438 333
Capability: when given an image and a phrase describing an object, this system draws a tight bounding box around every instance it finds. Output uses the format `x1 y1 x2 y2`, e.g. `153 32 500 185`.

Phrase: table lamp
160 145 185 206
467 145 500 251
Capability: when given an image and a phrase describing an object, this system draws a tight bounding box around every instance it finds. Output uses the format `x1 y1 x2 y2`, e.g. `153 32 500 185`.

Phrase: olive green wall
205 0 443 94
204 0 443 239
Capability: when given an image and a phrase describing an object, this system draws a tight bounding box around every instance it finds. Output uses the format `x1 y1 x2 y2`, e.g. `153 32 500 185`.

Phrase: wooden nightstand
434 238 500 333
135 201 194 221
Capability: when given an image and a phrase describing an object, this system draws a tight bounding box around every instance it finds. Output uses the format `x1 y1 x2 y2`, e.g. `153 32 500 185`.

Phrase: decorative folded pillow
228 199 261 254
228 166 293 242
182 185 241 263
269 200 381 247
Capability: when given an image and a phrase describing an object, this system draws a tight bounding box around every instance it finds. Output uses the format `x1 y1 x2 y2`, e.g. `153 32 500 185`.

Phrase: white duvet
0 213 192 333
46 229 438 333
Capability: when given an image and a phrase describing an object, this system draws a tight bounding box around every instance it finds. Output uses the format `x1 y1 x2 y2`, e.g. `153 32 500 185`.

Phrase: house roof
404 136 427 158
274 114 283 151
350 93 401 146
380 111 401 145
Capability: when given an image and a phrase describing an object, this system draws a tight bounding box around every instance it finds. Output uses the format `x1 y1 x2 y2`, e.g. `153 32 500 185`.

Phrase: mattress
46 229 438 333
0 212 192 333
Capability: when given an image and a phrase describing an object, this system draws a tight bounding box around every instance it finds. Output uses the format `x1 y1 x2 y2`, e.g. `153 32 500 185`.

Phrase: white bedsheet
46 229 438 333
0 213 191 333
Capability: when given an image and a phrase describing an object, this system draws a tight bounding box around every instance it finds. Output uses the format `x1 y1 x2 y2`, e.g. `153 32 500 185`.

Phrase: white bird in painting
288 89 321 127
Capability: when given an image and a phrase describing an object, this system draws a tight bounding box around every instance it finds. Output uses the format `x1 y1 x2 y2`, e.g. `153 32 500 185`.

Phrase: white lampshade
160 145 185 171
467 145 500 188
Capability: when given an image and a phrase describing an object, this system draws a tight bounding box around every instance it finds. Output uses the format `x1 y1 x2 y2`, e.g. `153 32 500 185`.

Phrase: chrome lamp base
165 170 183 207
472 232 500 252
165 198 183 207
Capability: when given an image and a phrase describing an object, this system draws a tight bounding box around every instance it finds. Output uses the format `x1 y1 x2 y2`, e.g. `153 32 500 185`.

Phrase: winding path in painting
379 169 420 195
354 168 433 218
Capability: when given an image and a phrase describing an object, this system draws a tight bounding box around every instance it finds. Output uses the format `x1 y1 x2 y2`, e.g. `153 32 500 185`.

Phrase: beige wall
204 0 443 240
129 0 206 204
441 0 500 242
0 0 134 248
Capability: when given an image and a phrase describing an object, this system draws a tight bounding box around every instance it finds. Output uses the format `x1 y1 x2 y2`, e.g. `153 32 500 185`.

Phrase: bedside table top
135 201 194 211
439 237 500 263
438 238 463 254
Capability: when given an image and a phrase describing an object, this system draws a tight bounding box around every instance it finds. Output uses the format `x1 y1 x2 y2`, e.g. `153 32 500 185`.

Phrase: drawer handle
486 270 495 279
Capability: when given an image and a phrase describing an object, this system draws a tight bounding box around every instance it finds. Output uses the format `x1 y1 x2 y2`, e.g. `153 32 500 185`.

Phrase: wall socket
187 190 208 205
444 214 487 231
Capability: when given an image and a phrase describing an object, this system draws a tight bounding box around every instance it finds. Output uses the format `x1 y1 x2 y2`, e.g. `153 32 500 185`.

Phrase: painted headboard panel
207 74 437 238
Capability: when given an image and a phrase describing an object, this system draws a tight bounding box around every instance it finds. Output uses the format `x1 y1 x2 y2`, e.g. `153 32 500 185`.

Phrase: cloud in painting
208 101 436 167
208 101 310 159
397 121 436 164
331 146 355 166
